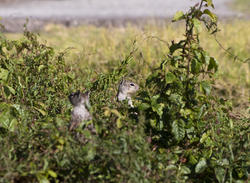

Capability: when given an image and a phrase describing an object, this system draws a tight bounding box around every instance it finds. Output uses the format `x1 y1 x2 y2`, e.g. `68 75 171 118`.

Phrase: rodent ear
120 78 124 85
121 77 127 84
69 90 77 99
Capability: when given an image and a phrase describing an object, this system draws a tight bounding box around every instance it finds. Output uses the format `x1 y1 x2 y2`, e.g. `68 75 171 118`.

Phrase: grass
233 0 250 14
5 20 249 113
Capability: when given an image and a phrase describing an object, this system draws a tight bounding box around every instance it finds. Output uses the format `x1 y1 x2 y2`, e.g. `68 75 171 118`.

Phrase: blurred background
0 0 249 32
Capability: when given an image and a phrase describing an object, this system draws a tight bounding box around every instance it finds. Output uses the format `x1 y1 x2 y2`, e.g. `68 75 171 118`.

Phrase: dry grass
233 0 250 14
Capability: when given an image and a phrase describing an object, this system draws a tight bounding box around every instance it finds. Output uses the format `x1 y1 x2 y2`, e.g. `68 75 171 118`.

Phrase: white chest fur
72 104 91 121
117 92 133 107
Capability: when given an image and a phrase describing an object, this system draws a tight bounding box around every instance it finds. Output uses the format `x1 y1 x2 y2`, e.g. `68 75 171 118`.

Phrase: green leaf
0 104 18 132
151 94 160 105
169 93 183 105
198 104 206 119
207 0 212 6
172 11 184 22
38 176 49 183
208 57 218 72
6 118 18 132
204 0 214 8
146 72 159 84
38 65 46 72
12 104 29 119
203 9 217 22
48 170 57 178
171 120 185 142
37 102 47 110
192 18 202 33
180 108 192 117
152 103 164 117
7 86 15 94
189 154 198 165
138 103 151 110
34 107 47 116
0 68 9 82
159 120 164 130
165 72 176 84
194 50 202 60
180 166 191 175
217 159 229 166
169 40 185 54
191 59 201 74
4 85 15 98
166 165 177 171
86 147 96 161
203 148 213 158
150 119 157 128
110 109 123 118
200 81 211 95
195 159 207 173
200 132 209 144
17 76 24 88
215 167 226 183
116 118 122 129
234 168 246 179
43 159 49 171
201 52 211 64
81 130 91 138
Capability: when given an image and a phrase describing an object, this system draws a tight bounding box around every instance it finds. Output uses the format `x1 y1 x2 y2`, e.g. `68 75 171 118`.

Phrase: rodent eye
130 83 135 86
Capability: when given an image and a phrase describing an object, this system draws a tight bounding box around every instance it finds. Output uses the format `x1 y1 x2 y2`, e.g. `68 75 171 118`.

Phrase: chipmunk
117 79 139 107
68 90 92 131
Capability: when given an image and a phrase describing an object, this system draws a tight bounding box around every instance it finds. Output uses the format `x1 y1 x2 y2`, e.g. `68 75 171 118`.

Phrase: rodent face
69 91 90 106
69 90 81 106
120 80 139 94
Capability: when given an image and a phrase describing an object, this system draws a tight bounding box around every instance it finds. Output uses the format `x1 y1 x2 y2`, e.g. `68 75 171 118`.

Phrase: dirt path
0 0 245 32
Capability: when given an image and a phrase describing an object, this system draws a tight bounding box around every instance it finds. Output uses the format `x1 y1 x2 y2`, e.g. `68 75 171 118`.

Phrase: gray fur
117 79 139 107
68 90 92 131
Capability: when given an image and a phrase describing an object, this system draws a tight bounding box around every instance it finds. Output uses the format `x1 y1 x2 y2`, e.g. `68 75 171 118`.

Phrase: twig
213 35 250 63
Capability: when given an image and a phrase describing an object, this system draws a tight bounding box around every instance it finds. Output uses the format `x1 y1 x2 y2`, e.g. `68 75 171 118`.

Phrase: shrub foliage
0 0 249 182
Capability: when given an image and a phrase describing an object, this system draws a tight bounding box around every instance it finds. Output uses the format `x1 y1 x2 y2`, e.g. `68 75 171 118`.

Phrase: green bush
137 0 249 181
0 0 249 182
0 30 77 122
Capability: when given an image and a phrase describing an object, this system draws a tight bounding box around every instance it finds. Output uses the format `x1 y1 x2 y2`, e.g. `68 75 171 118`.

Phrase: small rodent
117 79 139 107
68 79 139 131
68 90 92 131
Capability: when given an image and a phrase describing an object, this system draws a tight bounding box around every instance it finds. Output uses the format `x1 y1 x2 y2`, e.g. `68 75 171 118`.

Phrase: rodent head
118 79 139 95
68 90 90 107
